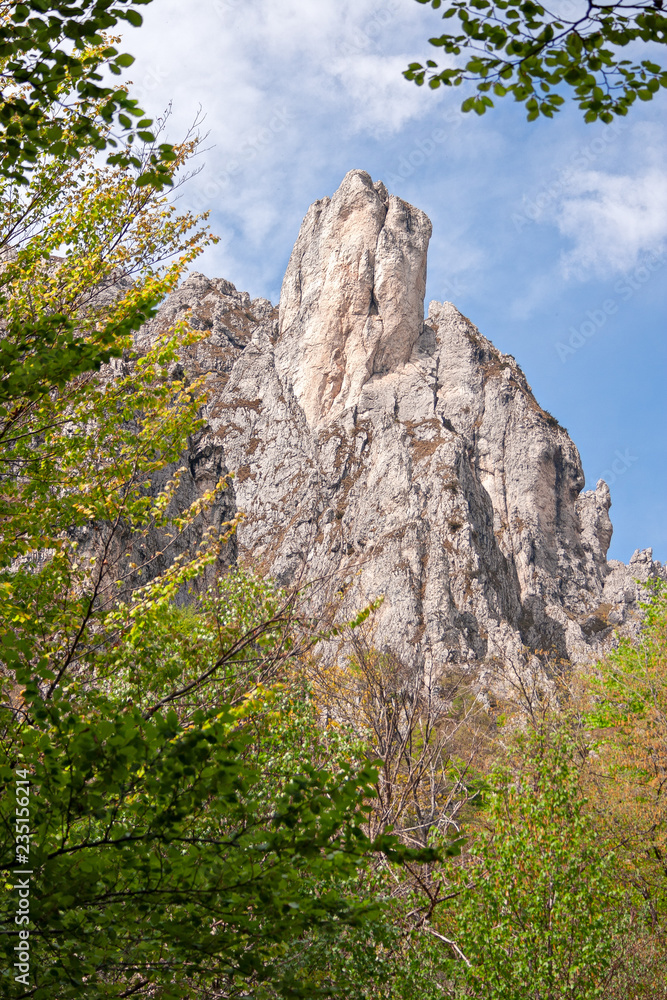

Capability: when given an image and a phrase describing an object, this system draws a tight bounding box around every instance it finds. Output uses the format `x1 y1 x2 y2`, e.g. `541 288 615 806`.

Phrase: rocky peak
130 171 662 684
276 169 432 426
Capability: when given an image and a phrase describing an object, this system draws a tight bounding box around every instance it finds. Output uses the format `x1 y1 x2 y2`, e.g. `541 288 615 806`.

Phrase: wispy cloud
556 167 667 278
125 0 446 295
132 0 439 136
329 52 432 134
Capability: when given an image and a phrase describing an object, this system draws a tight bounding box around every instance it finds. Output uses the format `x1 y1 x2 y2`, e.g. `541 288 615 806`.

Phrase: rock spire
133 170 662 680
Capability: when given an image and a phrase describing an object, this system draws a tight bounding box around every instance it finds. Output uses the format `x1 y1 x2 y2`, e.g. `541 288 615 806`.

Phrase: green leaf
123 9 143 27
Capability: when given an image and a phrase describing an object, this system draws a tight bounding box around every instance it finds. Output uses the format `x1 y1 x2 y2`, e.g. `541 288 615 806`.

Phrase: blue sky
125 0 666 564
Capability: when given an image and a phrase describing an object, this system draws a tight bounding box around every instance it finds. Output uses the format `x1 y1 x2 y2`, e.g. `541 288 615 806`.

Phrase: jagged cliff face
137 170 661 678
276 174 431 425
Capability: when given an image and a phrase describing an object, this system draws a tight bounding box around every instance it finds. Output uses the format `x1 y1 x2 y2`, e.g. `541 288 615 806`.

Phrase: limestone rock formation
136 170 662 679
276 172 431 426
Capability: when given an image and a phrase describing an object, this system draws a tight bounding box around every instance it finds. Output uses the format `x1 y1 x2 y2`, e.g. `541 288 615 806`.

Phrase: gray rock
134 170 663 677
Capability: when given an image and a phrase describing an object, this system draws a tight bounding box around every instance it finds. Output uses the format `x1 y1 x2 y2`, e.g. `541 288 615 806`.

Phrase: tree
435 733 632 999
0 50 436 998
0 0 175 187
581 579 667 986
0 2 184 411
308 626 492 860
1 680 407 999
0 96 220 666
405 0 667 121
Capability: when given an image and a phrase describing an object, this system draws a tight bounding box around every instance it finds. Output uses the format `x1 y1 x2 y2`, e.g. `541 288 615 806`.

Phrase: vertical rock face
135 170 662 679
276 170 431 426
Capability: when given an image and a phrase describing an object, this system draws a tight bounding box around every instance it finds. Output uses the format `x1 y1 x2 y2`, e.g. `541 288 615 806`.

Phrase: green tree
582 580 667 973
0 3 184 412
435 734 630 998
1 680 409 999
405 0 667 121
0 97 220 678
0 0 174 187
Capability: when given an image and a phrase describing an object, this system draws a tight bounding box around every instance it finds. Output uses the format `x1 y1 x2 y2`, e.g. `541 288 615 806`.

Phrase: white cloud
121 0 448 296
124 1 667 300
329 53 433 135
556 167 667 278
129 0 438 138
506 120 667 284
